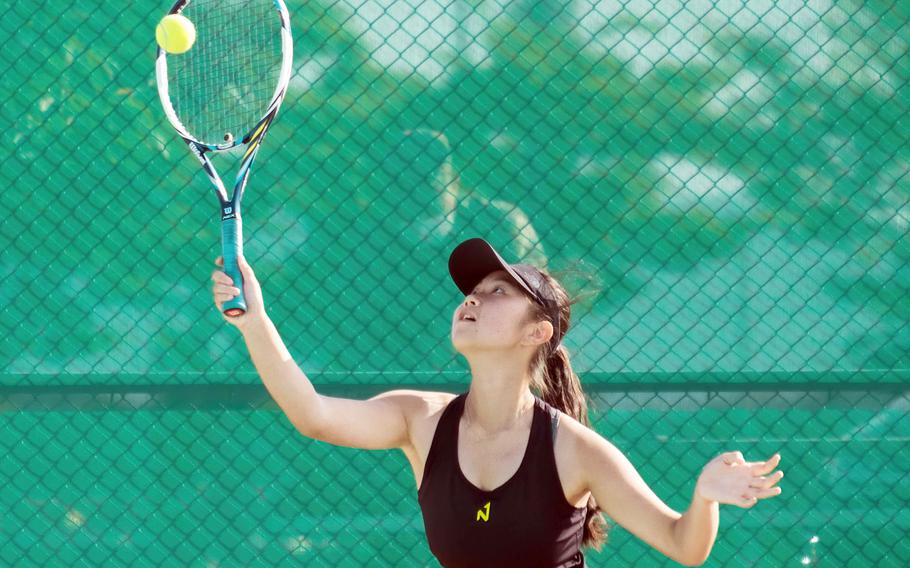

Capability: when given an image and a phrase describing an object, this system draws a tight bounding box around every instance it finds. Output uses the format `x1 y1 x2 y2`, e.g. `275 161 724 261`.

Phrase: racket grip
221 217 246 317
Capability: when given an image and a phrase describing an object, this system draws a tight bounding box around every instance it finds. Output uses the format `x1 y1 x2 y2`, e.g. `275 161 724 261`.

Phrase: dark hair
521 266 609 551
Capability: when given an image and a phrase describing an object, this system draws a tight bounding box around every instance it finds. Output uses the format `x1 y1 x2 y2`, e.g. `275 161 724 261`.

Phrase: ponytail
533 343 609 551
525 273 609 551
541 345 589 427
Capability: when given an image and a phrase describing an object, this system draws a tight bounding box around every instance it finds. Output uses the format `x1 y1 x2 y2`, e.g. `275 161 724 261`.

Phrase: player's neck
463 367 535 435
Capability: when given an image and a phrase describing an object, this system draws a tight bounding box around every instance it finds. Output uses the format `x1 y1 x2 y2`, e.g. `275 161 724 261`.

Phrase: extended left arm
674 451 784 565
672 490 719 566
577 420 784 568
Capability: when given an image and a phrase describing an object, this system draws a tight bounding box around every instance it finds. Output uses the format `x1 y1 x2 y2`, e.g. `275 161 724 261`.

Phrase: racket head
155 0 293 150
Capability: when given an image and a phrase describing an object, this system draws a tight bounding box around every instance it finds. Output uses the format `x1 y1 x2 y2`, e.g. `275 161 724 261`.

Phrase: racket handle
221 217 246 317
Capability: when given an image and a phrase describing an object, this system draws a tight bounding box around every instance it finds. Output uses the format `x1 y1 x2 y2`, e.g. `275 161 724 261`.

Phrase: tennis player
211 237 784 567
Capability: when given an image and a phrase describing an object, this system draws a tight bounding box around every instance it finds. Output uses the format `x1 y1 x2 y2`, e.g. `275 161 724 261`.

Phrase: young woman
211 237 784 567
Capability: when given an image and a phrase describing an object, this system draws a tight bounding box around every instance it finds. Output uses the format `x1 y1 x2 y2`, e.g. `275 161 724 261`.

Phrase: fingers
741 484 783 505
212 260 241 303
739 495 758 509
722 451 781 470
741 454 784 507
738 481 783 509
211 269 232 284
216 255 256 283
214 286 242 300
211 269 237 289
748 470 784 490
721 451 745 466
212 256 243 287
213 283 242 302
752 453 783 476
739 495 759 508
212 255 260 320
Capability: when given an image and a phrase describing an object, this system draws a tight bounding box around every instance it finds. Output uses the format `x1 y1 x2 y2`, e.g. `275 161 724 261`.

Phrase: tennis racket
155 0 293 316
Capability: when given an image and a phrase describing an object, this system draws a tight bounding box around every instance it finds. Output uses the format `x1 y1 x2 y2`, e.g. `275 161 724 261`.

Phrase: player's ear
523 319 553 348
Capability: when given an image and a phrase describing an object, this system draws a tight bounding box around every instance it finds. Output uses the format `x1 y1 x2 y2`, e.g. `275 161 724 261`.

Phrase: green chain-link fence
4 0 910 565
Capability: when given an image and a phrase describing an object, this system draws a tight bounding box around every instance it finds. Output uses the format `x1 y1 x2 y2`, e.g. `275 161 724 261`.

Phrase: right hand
212 255 265 329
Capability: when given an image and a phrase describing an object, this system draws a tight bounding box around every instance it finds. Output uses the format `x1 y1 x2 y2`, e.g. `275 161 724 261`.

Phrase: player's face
451 271 537 355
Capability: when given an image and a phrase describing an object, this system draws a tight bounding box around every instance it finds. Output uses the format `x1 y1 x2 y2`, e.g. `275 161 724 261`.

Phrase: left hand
695 451 784 508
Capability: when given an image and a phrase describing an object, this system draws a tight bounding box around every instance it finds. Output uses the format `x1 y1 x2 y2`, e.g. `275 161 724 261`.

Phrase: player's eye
471 285 505 295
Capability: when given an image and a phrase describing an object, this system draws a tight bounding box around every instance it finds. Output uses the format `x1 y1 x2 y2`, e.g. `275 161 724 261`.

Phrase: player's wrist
237 310 271 336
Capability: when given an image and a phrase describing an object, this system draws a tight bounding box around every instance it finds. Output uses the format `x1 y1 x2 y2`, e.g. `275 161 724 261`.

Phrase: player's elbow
669 518 713 566
677 551 710 567
295 406 334 442
282 398 330 441
295 418 324 441
670 540 709 567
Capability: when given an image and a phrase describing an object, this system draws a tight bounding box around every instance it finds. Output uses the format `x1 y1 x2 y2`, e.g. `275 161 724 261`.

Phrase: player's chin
450 323 469 339
450 331 478 353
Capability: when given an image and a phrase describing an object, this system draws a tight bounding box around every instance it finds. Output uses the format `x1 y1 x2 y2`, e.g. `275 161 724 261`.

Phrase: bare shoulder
369 389 457 450
369 389 457 421
554 411 627 473
553 411 603 452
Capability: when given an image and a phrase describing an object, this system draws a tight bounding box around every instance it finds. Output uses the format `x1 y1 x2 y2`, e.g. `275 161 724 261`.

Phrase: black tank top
418 393 587 568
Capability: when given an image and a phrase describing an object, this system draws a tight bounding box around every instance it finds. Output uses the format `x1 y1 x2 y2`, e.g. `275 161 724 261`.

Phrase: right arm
212 256 429 450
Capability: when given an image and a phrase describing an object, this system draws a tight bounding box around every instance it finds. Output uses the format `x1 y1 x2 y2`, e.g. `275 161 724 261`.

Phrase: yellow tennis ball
156 14 196 54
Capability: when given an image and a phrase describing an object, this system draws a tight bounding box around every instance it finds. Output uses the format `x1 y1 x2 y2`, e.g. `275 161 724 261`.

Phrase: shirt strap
551 410 560 443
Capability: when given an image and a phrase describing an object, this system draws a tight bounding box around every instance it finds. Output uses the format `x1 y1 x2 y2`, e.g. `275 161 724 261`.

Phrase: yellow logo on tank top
476 501 491 522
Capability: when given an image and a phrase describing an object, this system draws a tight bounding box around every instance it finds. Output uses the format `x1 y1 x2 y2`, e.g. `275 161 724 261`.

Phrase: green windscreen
3 0 908 565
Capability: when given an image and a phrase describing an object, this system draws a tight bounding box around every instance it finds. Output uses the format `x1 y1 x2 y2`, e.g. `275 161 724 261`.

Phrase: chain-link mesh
4 0 909 565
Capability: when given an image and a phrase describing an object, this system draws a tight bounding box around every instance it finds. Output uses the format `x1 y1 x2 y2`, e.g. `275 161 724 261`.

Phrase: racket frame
155 0 294 317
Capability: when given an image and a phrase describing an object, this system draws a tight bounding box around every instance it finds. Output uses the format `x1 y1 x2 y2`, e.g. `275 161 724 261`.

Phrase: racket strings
170 0 282 146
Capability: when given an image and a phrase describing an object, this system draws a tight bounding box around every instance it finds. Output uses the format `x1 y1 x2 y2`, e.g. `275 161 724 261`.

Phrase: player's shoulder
370 389 458 419
553 410 617 461
554 410 635 489
553 410 590 441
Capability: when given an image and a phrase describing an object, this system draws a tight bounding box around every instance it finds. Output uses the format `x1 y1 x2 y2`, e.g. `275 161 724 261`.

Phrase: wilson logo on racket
475 501 491 522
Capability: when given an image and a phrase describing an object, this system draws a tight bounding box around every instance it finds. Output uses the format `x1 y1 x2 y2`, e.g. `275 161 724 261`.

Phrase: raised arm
211 256 430 450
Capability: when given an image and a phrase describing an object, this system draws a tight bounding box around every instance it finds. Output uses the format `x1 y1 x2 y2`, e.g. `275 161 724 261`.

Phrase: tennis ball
156 14 196 54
